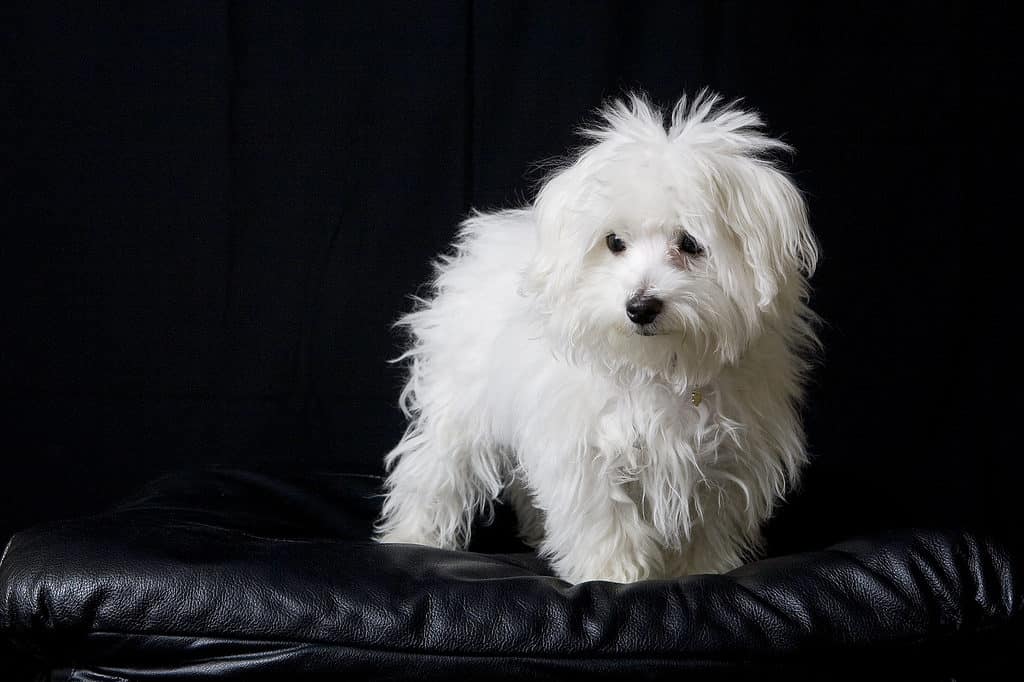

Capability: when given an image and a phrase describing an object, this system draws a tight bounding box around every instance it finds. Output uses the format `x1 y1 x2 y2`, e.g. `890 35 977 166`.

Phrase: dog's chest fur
593 382 735 547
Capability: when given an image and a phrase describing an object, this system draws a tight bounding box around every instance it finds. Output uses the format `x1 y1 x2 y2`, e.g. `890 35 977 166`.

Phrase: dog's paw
374 522 462 549
559 554 660 584
375 529 439 546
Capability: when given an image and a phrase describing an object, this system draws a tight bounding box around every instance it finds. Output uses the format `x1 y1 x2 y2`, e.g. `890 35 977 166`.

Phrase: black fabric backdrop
1 2 1019 555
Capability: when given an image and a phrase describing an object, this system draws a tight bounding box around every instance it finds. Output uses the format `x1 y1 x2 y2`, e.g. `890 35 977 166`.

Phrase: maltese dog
375 91 818 583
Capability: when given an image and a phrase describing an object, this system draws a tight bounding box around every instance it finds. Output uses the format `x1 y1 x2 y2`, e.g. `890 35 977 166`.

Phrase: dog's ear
715 160 817 311
521 161 596 306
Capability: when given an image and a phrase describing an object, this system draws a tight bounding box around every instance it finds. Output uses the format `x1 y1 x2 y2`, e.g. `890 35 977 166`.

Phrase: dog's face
524 94 817 386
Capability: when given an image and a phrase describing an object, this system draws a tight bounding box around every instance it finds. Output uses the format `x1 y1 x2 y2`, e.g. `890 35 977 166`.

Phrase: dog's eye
678 233 704 256
605 233 626 254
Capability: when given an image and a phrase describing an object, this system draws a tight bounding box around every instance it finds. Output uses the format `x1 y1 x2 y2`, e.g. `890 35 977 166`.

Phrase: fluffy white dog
375 92 818 584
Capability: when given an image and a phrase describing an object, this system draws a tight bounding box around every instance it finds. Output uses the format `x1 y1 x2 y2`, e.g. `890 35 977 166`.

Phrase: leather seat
2 466 1019 680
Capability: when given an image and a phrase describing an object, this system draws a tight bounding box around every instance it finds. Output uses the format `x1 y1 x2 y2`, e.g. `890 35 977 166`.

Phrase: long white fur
375 91 819 583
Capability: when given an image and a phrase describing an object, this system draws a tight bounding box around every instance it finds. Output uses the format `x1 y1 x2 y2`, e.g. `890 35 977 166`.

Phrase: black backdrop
2 2 1018 555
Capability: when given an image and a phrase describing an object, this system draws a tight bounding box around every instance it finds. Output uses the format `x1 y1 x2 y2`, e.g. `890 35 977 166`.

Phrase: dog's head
522 92 817 386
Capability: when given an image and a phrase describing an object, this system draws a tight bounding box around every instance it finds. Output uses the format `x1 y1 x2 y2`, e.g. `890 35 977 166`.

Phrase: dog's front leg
376 426 502 549
525 452 664 584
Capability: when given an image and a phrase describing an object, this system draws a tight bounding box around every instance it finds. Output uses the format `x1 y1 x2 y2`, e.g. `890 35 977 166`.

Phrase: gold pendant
690 389 703 407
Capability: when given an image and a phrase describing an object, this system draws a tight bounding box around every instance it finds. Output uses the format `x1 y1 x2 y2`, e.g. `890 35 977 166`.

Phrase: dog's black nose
626 295 663 325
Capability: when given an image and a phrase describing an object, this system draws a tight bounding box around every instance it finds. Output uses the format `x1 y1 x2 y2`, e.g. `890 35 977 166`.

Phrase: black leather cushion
1 467 1021 680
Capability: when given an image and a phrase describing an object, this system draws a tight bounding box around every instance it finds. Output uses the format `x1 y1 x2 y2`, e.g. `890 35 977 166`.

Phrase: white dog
375 92 818 584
